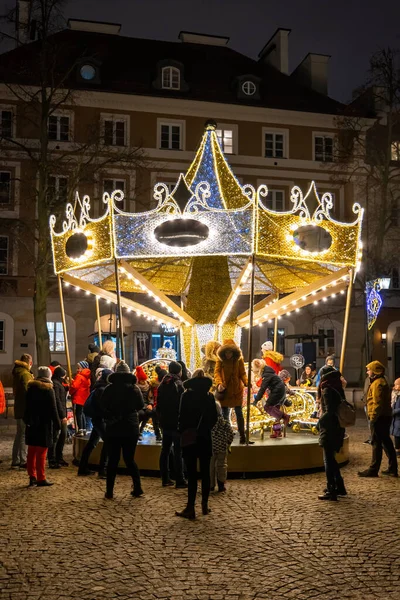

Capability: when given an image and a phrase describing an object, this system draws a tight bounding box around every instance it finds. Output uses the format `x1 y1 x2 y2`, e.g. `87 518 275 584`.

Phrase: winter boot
176 506 196 520
270 423 282 439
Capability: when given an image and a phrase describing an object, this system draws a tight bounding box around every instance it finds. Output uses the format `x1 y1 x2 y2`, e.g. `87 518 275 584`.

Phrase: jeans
106 435 141 496
47 421 67 465
12 419 27 465
75 405 86 431
323 446 344 493
139 408 161 437
221 406 245 439
183 443 211 508
79 419 108 473
159 430 185 485
210 451 228 486
27 446 48 482
370 416 398 474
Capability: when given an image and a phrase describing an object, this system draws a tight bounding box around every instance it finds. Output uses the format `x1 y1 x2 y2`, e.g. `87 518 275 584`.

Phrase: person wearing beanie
261 341 284 375
78 368 113 477
135 366 162 442
317 367 347 500
90 340 116 386
358 361 398 478
23 367 60 487
102 364 144 499
214 339 249 444
11 353 34 469
48 367 68 469
70 362 92 436
156 361 187 488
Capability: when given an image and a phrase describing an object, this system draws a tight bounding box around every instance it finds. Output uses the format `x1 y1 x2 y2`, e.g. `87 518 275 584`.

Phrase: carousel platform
73 431 349 476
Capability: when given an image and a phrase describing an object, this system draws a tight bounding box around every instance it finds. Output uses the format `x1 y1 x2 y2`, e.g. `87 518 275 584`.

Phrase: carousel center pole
273 295 279 351
114 258 125 361
339 269 354 374
245 253 256 445
95 295 102 349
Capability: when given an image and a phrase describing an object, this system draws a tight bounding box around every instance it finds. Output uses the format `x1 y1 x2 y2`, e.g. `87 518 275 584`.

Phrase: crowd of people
4 337 400 515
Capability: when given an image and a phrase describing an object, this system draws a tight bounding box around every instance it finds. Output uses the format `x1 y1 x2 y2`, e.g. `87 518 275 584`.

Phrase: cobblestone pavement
1 416 399 600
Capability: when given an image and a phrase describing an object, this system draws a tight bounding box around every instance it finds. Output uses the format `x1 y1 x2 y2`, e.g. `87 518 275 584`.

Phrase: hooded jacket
178 376 218 455
366 361 392 422
254 366 286 406
24 378 60 447
214 340 248 408
12 360 34 419
202 340 221 380
156 374 185 430
70 369 91 406
102 372 144 438
261 350 284 375
318 370 345 451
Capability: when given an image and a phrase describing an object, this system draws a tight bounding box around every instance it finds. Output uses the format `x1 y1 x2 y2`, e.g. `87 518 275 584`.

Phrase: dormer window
162 66 180 90
77 59 101 84
80 64 96 81
242 81 257 96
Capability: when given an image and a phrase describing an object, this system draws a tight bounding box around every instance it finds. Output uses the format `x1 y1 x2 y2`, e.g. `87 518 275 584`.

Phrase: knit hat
78 361 89 370
38 366 52 380
262 341 273 352
366 360 385 376
169 361 182 375
100 368 113 381
320 366 340 382
52 366 66 380
115 360 130 373
99 355 115 369
279 369 291 381
135 365 148 382
88 343 99 353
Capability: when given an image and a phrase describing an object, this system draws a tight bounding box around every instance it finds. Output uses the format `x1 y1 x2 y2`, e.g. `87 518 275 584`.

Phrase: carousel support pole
57 275 72 382
95 295 102 348
340 269 354 374
246 254 256 445
114 258 125 361
273 312 279 352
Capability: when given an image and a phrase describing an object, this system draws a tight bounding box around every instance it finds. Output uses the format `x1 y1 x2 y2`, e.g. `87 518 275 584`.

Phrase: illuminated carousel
50 121 363 474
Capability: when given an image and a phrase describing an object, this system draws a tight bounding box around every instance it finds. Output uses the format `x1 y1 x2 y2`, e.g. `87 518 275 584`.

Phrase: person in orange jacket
70 361 91 436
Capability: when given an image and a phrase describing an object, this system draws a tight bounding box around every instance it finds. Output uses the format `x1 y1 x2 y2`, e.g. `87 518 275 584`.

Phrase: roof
0 28 344 115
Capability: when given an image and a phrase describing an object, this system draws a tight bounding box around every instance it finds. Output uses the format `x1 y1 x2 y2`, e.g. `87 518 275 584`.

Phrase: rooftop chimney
15 0 31 45
291 53 330 96
258 28 291 75
178 31 229 46
68 19 121 35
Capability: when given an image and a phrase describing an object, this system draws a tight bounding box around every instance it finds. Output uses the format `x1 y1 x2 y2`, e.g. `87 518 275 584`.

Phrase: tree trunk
33 258 51 366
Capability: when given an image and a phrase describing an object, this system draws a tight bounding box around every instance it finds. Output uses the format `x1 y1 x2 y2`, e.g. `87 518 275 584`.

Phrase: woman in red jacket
70 361 91 436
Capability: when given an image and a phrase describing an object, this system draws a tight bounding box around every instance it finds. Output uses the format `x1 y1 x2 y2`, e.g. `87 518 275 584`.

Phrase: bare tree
0 0 147 364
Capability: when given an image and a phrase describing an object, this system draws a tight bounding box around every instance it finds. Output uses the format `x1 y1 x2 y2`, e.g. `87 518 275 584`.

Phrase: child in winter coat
210 402 234 492
254 365 290 439
391 378 400 457
70 361 91 436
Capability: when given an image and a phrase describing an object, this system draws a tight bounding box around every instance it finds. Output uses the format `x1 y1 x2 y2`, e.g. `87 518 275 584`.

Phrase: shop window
47 321 65 352
267 327 285 355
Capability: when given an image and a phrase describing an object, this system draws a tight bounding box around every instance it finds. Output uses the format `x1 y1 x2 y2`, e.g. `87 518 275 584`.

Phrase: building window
391 268 400 290
0 172 11 204
266 190 284 211
391 141 400 161
314 135 333 162
104 119 126 146
80 64 96 81
242 81 257 96
48 176 68 204
264 132 285 158
160 123 181 150
48 115 70 142
318 328 335 357
0 319 4 351
47 321 65 352
216 128 234 154
0 111 12 138
0 236 8 275
267 327 285 356
161 66 180 90
104 179 126 210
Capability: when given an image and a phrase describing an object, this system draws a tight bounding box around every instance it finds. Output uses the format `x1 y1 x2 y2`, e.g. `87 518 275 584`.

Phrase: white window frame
242 81 257 96
161 66 180 90
216 123 238 155
101 113 130 147
0 235 9 276
266 189 285 211
313 132 335 162
96 169 136 214
0 107 14 139
157 118 185 151
47 321 65 353
48 111 73 142
262 127 289 159
103 178 127 211
48 174 69 203
0 171 12 205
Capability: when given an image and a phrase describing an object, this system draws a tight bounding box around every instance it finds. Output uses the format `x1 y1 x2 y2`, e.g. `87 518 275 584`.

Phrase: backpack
337 396 356 428
83 389 96 418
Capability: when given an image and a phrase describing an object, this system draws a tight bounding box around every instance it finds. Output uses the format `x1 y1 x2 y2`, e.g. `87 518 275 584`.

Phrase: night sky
2 0 400 102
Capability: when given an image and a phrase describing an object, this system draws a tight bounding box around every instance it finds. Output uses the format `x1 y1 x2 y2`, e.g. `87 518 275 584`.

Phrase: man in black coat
102 362 144 499
78 368 113 477
156 361 187 489
24 367 60 487
48 367 68 469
